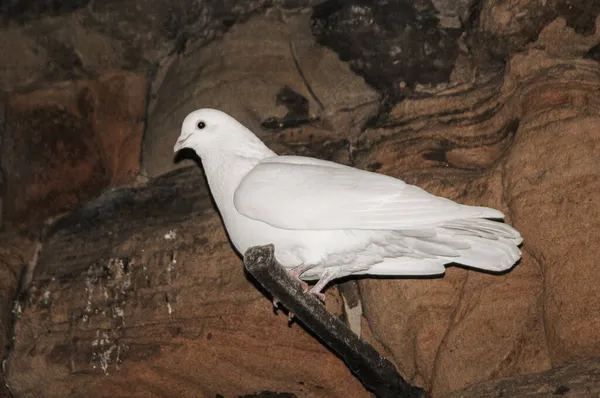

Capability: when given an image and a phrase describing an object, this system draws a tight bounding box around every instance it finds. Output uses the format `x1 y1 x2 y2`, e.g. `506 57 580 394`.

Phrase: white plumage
174 108 522 297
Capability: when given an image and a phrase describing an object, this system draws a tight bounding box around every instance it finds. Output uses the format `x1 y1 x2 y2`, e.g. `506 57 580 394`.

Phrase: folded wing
233 156 505 231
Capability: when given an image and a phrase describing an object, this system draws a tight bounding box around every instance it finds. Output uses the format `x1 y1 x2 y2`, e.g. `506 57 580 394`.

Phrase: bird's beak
173 137 188 153
173 141 183 153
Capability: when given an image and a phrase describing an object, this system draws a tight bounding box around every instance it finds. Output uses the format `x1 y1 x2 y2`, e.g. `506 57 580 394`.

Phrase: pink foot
305 270 336 303
308 289 326 302
288 264 316 290
286 285 325 321
273 264 315 308
273 266 336 319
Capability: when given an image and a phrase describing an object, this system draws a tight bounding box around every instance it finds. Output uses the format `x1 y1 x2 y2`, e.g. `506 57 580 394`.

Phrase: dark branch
243 244 428 398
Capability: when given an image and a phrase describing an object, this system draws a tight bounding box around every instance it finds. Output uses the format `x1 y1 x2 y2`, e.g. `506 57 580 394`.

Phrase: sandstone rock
473 0 600 61
358 171 548 396
4 167 369 398
504 51 600 366
353 40 600 396
0 1 312 92
82 0 270 68
310 0 460 101
0 0 90 21
1 72 148 229
445 358 600 397
428 251 548 396
88 74 149 186
0 27 50 90
534 17 600 59
142 11 379 177
0 13 133 92
0 230 40 398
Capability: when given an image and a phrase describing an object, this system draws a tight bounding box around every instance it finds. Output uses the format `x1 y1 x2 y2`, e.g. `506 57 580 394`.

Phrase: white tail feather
367 218 522 275
365 257 446 276
448 236 521 272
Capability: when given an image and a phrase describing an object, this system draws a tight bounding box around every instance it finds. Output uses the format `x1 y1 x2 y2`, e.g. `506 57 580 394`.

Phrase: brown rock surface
504 52 600 366
355 23 600 396
0 28 50 90
0 1 294 92
4 168 368 398
142 11 379 177
445 357 600 397
1 72 148 229
473 0 600 61
0 230 40 397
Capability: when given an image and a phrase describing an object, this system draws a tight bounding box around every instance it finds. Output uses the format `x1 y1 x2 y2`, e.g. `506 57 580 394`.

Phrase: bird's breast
201 154 384 275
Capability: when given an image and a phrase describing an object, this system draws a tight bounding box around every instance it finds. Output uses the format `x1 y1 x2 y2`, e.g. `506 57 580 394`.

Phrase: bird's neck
202 146 274 214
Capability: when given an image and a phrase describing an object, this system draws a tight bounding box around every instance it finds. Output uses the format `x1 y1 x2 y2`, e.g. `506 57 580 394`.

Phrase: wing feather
233 156 504 230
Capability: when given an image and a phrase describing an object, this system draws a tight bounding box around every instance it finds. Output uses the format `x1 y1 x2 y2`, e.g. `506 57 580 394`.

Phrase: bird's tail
436 218 522 272
363 218 522 277
370 218 522 276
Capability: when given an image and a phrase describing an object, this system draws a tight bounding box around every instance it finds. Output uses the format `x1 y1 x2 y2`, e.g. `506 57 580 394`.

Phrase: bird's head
174 108 239 154
175 108 272 158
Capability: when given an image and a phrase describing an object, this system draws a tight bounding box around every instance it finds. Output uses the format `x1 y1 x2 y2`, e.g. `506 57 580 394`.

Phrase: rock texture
1 72 148 229
446 358 600 397
0 230 40 398
354 19 600 396
0 1 299 91
142 11 379 177
311 0 461 102
504 52 600 367
5 168 364 398
473 0 600 61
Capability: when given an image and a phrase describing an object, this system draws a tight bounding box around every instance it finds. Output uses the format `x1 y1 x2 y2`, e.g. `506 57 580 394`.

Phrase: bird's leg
307 270 336 302
272 264 317 308
288 264 316 290
279 267 333 322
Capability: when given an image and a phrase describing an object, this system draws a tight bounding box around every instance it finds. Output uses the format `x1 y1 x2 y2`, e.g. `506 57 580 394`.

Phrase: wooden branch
243 244 427 398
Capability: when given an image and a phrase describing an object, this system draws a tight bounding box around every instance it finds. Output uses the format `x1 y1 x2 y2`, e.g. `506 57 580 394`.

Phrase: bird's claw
297 280 309 291
308 290 326 302
273 285 325 321
273 265 328 321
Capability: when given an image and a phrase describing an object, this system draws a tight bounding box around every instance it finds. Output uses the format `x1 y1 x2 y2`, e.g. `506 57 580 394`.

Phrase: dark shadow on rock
310 0 462 104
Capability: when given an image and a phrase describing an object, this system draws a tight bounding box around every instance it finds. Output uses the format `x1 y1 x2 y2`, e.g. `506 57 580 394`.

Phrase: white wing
233 156 504 231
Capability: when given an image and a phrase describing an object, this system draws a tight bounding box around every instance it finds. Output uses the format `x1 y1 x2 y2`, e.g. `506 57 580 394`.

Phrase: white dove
174 108 522 300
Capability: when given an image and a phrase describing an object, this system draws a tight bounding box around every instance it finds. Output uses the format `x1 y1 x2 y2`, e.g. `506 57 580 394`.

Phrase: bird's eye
197 121 206 129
